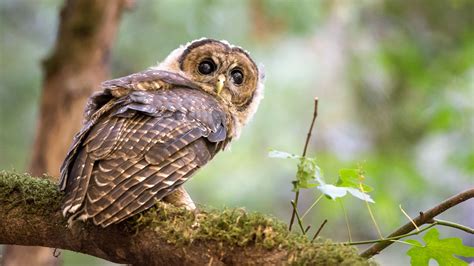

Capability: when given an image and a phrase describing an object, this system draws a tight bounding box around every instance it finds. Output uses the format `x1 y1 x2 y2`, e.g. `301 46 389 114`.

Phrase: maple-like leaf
336 168 373 192
316 168 375 203
406 228 474 266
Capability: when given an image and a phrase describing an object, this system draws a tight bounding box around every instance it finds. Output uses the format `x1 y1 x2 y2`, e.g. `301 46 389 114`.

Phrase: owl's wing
60 88 227 227
101 69 200 91
79 69 200 122
59 69 211 189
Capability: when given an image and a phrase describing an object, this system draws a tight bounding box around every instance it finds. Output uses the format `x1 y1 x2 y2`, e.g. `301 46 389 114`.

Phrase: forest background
0 0 472 265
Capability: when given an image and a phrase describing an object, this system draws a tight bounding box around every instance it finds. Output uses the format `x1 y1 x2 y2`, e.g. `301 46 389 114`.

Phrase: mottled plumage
60 38 264 227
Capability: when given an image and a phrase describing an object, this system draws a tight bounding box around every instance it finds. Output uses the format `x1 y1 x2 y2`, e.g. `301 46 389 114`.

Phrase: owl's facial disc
178 39 259 109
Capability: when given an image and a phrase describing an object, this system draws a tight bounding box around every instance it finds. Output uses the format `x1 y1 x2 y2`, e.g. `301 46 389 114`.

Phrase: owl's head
155 38 265 137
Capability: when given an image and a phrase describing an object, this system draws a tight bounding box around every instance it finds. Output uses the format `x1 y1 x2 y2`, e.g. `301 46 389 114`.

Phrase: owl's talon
163 186 197 212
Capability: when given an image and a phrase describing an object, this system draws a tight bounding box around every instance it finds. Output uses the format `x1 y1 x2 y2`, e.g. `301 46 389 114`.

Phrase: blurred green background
0 0 472 265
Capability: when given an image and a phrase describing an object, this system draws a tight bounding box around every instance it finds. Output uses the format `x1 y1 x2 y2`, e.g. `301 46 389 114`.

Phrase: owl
59 38 264 227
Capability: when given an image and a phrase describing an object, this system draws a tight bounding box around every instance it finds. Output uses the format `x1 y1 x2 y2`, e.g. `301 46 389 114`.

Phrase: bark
3 0 130 265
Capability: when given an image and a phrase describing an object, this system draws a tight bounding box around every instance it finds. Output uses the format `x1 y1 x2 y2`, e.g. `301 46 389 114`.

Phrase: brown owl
59 38 264 227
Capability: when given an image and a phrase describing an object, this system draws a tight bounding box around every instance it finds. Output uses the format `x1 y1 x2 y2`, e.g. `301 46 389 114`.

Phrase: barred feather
60 82 227 227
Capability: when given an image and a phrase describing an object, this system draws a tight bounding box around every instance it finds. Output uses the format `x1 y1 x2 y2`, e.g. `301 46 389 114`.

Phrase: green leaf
294 157 319 191
268 150 322 191
268 150 300 159
316 168 375 202
317 184 349 199
317 183 375 203
406 228 474 266
336 168 373 192
345 187 375 203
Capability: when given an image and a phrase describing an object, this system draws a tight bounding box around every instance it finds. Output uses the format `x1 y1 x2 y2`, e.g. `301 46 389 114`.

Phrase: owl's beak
215 74 226 95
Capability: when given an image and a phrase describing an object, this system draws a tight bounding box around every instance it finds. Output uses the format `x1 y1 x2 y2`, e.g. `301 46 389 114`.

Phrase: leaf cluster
269 150 374 203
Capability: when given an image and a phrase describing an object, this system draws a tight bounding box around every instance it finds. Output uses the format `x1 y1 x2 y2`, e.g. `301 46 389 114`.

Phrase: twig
430 218 474 234
289 191 300 231
360 188 474 258
301 193 324 219
363 184 383 239
340 200 352 242
291 200 306 234
345 218 473 246
312 219 328 242
289 97 319 231
346 223 437 246
302 98 319 157
399 204 420 232
304 225 311 234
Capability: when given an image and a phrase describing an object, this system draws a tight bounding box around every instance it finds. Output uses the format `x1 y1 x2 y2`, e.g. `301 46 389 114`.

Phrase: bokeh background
0 0 472 265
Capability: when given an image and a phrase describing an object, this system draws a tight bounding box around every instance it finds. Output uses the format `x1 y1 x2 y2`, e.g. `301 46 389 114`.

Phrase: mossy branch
0 171 369 265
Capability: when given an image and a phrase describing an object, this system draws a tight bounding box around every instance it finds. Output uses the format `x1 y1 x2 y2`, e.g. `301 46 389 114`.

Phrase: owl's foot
163 186 196 211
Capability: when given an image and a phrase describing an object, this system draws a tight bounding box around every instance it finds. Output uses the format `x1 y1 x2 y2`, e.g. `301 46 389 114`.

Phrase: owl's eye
230 69 244 85
198 59 216 75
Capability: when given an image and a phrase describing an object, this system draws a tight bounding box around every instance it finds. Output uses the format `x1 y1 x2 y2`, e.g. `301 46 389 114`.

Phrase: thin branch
302 97 319 157
345 218 473 246
312 219 328 242
430 219 474 234
340 200 352 242
346 223 437 246
360 188 474 258
364 185 383 239
301 193 323 219
289 191 300 231
399 204 420 232
289 97 319 231
291 200 306 234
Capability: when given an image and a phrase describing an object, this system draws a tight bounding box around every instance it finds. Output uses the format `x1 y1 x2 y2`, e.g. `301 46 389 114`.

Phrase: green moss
0 171 370 264
0 170 63 213
133 203 370 265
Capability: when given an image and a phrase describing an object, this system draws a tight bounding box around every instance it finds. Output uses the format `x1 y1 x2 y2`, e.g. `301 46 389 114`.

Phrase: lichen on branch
0 171 369 265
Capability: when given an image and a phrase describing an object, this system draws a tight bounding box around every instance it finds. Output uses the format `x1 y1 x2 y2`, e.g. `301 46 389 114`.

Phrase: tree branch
360 188 474 258
289 97 319 231
0 171 368 265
